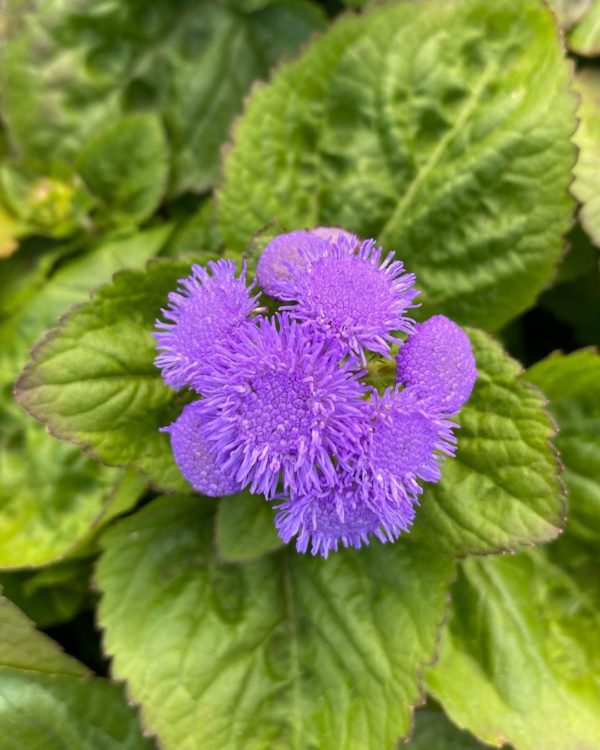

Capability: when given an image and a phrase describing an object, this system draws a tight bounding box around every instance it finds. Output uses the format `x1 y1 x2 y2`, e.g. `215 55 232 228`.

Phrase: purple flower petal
191 313 369 499
396 315 477 414
256 230 329 299
279 236 419 360
154 259 259 389
164 401 242 497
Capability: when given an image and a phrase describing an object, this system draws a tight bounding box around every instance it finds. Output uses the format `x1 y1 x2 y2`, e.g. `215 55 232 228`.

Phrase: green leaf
0 594 87 675
2 0 324 196
0 225 171 383
15 260 200 492
572 69 600 246
426 547 600 750
411 328 565 555
527 350 600 542
0 405 126 569
77 113 169 227
407 708 488 749
568 0 600 54
425 349 600 750
216 491 284 562
0 559 93 628
96 495 454 750
0 594 153 749
219 0 576 331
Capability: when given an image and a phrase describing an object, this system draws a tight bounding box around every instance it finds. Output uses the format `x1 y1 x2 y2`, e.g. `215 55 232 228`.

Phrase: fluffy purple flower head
278 235 419 361
154 260 259 389
256 230 328 299
192 313 369 499
257 228 359 300
361 387 457 506
396 315 477 414
275 464 413 558
163 401 241 497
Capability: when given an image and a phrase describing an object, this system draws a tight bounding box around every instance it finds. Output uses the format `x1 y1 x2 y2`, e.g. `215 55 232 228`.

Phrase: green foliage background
0 0 599 748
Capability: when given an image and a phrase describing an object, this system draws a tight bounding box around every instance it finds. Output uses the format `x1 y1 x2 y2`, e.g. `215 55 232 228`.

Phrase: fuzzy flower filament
154 259 259 389
192 313 369 499
278 235 419 361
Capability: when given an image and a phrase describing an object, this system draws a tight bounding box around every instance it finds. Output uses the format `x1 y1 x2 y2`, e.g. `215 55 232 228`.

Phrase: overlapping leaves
0 594 153 749
426 351 600 750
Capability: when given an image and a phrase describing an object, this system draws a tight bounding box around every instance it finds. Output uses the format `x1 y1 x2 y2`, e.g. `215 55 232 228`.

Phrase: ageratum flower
163 401 241 497
278 235 419 360
275 464 413 558
257 227 357 300
363 387 457 503
154 260 259 389
191 313 369 499
256 230 327 300
275 387 456 557
396 315 477 414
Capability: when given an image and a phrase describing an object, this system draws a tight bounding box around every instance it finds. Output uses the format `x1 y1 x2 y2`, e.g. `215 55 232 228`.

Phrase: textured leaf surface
0 595 153 749
2 0 324 195
426 547 600 750
219 0 576 331
426 350 600 750
412 329 565 555
527 350 600 542
15 261 199 492
97 495 454 750
568 0 600 54
216 491 284 562
77 113 168 226
572 69 600 246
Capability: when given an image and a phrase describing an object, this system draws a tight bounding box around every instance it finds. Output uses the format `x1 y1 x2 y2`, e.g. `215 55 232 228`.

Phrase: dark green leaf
77 113 169 226
2 0 325 196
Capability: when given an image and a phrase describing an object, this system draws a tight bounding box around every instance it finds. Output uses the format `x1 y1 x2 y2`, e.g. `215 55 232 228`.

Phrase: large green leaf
2 0 324 196
15 260 200 492
425 350 600 750
426 547 600 750
0 594 153 749
412 329 564 555
527 350 600 542
96 495 454 750
219 0 576 331
572 69 600 246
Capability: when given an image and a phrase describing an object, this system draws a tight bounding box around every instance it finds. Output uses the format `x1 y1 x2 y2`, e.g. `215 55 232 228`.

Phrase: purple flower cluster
154 229 477 557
